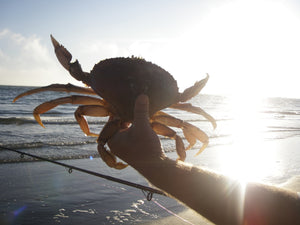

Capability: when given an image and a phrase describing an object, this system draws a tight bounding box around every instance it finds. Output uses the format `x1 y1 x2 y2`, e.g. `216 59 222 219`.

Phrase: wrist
132 156 187 187
131 154 168 173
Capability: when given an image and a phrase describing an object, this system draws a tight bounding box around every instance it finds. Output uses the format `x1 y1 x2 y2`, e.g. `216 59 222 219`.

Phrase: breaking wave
0 117 107 126
0 139 97 150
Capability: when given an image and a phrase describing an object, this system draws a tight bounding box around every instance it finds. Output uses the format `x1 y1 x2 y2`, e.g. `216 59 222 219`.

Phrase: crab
13 35 216 169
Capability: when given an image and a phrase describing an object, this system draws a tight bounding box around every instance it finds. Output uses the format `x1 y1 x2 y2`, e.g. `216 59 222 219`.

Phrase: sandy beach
0 157 212 225
1 143 300 225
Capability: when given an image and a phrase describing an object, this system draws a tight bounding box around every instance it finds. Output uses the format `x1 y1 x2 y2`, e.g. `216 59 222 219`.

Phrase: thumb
133 94 150 126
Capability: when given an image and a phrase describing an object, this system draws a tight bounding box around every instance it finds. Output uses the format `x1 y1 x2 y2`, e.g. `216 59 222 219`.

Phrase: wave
1 139 97 150
268 126 300 131
262 110 300 116
0 117 108 126
0 150 99 163
0 140 99 163
0 110 68 115
0 117 37 125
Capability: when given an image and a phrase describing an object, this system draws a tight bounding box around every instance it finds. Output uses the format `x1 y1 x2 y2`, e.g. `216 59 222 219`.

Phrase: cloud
0 29 78 86
0 29 25 44
0 30 50 66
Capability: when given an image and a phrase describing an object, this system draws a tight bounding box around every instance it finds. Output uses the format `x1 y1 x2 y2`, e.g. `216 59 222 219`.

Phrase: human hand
108 94 165 169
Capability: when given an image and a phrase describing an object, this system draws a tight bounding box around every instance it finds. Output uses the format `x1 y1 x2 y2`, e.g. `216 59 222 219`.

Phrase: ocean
1 85 300 224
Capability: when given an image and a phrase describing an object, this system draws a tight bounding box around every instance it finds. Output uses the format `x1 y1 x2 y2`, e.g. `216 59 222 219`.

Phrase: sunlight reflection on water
217 95 281 183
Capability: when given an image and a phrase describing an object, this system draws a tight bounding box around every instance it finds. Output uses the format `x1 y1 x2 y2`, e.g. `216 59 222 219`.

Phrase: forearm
133 156 243 225
133 156 300 225
244 182 300 225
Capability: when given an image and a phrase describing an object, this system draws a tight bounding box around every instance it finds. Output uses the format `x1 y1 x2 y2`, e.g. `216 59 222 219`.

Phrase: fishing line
152 200 196 225
0 145 166 199
140 190 196 225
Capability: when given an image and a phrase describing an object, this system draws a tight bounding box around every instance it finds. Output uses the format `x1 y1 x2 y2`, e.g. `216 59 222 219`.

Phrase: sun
155 0 300 97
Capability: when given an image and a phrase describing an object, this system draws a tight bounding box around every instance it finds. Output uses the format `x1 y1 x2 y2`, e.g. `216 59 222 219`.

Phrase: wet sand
0 158 202 224
1 143 300 225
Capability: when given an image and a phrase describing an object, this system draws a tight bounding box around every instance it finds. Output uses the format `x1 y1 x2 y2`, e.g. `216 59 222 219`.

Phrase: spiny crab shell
13 35 216 170
89 57 179 121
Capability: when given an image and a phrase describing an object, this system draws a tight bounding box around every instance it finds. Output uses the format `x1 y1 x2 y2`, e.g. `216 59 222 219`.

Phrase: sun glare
218 94 277 183
156 0 297 181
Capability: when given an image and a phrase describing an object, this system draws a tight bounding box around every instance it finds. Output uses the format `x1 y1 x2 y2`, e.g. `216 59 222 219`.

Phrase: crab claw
179 74 209 102
50 34 72 71
50 35 90 85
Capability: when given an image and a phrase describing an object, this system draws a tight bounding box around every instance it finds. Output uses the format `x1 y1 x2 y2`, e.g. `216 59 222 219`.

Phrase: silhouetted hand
108 94 165 169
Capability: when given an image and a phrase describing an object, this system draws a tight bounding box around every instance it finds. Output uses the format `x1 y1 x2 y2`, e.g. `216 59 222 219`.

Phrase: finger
133 94 150 126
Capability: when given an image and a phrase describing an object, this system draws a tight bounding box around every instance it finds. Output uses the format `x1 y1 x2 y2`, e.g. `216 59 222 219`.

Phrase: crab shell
89 57 179 122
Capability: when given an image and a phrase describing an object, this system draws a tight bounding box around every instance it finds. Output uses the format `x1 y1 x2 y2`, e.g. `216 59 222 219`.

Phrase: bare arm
108 95 300 225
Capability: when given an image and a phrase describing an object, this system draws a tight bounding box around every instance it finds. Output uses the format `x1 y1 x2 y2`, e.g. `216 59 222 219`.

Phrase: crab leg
170 102 217 129
152 111 209 155
13 83 96 103
33 95 105 127
75 105 110 137
97 119 128 169
183 122 208 155
151 122 186 161
179 74 209 102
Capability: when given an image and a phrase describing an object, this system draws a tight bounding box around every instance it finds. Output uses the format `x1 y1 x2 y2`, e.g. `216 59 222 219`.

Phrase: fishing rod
0 146 167 200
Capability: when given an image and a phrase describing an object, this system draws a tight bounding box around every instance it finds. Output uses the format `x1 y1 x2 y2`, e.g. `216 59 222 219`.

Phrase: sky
1 0 300 98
